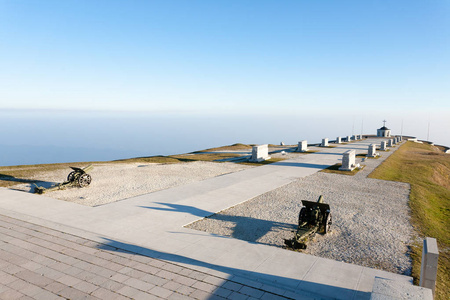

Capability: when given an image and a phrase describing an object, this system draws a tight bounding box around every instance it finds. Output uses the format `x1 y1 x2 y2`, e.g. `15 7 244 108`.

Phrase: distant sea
1 110 448 167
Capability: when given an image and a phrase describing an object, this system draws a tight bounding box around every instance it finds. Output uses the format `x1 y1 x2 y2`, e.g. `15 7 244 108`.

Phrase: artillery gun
284 195 332 249
34 165 93 194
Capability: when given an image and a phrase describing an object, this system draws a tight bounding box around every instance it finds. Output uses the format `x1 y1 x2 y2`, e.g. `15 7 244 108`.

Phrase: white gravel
186 146 415 275
13 161 253 206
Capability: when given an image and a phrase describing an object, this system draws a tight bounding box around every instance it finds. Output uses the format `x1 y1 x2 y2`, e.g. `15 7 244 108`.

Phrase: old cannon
284 195 332 249
34 165 93 194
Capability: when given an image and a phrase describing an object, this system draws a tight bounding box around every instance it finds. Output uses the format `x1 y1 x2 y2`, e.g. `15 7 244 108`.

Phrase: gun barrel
83 164 94 173
317 195 323 203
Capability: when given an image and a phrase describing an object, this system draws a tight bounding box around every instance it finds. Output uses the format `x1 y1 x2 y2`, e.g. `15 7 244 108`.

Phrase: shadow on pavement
139 203 214 218
140 203 295 245
272 162 331 169
96 237 368 300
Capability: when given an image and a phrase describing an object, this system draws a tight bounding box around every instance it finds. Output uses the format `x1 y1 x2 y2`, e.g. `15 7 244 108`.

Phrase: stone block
347 136 351 142
367 144 379 158
321 138 329 147
297 140 308 152
370 277 432 300
387 139 394 147
250 145 270 162
380 141 387 151
336 137 342 144
339 150 356 171
420 237 439 297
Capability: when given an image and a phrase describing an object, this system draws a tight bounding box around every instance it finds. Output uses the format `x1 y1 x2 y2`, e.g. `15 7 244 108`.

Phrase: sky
0 0 449 158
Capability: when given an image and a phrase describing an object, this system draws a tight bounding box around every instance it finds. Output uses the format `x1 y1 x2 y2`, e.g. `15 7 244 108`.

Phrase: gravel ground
13 161 253 206
186 145 415 275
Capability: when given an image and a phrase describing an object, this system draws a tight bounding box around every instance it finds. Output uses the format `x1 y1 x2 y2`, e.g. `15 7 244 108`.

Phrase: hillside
369 141 450 299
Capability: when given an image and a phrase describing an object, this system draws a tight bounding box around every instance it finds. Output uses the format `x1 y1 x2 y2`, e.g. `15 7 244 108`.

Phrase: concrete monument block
367 144 379 158
336 137 342 144
420 237 439 297
250 144 271 162
321 138 329 147
371 277 433 300
380 141 387 151
387 139 394 147
352 135 358 141
339 150 356 171
297 140 308 152
347 136 351 142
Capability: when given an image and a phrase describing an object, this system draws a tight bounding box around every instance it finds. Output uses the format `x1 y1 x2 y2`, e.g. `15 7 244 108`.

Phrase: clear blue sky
1 0 449 149
1 0 448 113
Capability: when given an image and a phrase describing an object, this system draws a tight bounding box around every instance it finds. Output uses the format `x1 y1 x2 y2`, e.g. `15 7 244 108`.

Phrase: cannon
284 195 332 249
34 165 93 194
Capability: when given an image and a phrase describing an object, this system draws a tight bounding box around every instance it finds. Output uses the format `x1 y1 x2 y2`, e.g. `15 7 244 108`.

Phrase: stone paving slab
0 212 313 300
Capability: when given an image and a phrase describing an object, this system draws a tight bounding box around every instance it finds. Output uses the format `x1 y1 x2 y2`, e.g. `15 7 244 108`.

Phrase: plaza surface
0 138 414 299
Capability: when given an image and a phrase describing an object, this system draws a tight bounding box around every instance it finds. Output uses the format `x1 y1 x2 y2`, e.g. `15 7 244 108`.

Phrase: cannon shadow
140 203 296 246
0 174 57 192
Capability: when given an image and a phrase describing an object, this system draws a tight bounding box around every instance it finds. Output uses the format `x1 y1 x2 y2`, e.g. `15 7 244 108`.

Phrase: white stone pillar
297 140 308 152
388 139 394 147
420 237 439 297
250 144 271 162
347 136 351 142
367 144 378 157
380 141 387 151
339 150 356 171
321 138 329 147
336 137 342 144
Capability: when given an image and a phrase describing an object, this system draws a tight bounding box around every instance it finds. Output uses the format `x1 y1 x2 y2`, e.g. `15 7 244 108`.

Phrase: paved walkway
0 138 413 299
0 212 301 300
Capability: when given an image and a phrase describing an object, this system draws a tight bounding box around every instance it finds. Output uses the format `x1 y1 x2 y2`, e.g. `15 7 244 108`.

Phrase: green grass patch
369 141 450 299
320 163 364 176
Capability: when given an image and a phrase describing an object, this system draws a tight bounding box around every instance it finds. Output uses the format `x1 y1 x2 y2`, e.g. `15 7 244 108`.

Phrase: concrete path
0 138 413 299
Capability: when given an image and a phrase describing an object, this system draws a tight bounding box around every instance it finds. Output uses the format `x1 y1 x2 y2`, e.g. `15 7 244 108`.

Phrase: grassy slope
369 141 449 299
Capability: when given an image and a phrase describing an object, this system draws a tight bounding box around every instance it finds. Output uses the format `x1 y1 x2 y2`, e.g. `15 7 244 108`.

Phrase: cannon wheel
67 171 77 182
78 174 92 187
323 212 332 234
298 207 307 225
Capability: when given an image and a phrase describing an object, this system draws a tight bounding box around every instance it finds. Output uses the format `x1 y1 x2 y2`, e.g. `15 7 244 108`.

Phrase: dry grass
239 157 287 166
320 163 364 176
369 141 450 299
194 143 253 152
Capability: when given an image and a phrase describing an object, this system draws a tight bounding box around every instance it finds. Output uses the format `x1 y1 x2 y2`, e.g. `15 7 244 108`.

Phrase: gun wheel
298 207 307 225
323 212 332 234
67 171 76 182
78 174 92 187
